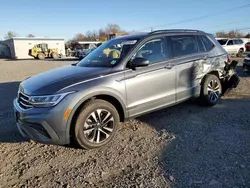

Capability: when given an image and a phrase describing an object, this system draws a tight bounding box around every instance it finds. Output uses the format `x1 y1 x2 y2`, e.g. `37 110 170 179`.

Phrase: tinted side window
234 40 239 44
134 37 168 64
197 36 206 53
200 35 214 51
238 39 243 44
227 40 233 45
170 35 199 58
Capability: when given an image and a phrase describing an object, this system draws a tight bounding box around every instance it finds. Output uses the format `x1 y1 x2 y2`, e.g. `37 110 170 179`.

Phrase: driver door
124 36 176 117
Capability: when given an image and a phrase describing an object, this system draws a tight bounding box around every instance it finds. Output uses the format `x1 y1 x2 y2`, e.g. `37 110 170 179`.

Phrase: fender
65 88 127 143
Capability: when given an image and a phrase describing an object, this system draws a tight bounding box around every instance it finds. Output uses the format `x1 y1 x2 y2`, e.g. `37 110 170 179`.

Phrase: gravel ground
0 58 249 188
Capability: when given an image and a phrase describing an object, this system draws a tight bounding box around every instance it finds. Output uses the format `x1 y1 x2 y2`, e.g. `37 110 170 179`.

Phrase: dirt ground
0 58 249 188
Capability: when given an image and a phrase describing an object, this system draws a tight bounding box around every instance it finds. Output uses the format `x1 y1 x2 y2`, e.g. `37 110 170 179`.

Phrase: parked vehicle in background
13 29 240 150
78 47 96 60
29 43 59 60
75 41 102 57
245 42 250 52
217 38 245 57
243 53 250 72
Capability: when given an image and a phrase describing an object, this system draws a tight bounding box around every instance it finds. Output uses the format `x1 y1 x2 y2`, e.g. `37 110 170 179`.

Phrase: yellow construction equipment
28 43 59 60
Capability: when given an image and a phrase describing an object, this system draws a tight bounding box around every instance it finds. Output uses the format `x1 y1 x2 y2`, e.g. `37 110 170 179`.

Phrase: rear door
169 34 208 102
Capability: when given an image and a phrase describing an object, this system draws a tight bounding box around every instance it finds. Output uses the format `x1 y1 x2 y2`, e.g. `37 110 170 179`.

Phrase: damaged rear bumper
221 60 240 94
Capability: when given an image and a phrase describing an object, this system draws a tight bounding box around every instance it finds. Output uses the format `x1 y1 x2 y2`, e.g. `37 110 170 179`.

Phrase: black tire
73 99 120 150
51 52 59 59
237 48 244 57
199 74 222 106
37 53 45 60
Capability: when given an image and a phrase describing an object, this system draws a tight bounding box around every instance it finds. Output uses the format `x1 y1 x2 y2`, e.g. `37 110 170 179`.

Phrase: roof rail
149 29 204 35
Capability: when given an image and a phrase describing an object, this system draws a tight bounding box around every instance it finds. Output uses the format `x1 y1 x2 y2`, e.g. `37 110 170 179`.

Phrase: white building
2 37 65 59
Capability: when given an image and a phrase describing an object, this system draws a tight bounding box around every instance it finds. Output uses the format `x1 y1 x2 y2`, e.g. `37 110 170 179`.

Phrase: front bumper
13 97 71 145
243 59 250 72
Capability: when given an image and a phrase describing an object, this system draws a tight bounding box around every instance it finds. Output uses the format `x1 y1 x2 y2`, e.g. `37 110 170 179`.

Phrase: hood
20 64 111 95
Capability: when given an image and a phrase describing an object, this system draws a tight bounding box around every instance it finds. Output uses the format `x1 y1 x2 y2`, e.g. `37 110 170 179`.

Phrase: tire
199 74 222 106
73 99 120 150
237 48 243 57
51 52 59 59
37 53 45 60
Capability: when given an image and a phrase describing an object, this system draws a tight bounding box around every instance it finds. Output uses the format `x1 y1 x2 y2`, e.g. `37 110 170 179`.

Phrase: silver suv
13 29 240 149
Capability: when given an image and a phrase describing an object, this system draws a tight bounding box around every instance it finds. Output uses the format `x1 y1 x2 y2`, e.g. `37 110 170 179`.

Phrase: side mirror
130 57 149 69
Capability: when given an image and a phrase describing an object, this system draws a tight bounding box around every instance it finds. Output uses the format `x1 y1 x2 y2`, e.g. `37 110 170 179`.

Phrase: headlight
29 91 75 107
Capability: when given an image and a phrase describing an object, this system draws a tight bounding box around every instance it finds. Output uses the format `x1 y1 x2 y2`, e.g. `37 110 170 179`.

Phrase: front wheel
199 74 222 106
51 52 59 59
37 53 45 60
73 99 120 150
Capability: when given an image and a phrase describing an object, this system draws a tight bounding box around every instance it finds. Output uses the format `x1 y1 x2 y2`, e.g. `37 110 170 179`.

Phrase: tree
69 23 127 44
73 33 85 41
245 33 250 38
228 30 244 38
215 31 227 38
4 31 18 39
216 30 245 38
85 30 99 41
27 34 35 37
105 23 121 34
99 29 107 41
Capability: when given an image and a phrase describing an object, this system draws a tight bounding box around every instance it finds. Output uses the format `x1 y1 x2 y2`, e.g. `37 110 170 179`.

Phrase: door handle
164 63 174 69
116 74 137 82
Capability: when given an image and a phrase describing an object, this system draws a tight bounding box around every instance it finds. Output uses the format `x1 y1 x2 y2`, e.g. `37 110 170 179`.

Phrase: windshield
76 38 139 67
217 39 228 45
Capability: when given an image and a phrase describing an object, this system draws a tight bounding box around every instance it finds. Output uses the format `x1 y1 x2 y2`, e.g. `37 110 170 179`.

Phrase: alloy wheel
207 79 220 102
83 109 114 144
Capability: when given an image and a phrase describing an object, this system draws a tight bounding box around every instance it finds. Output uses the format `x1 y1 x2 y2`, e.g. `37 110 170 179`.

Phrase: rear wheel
51 52 59 59
37 53 45 60
73 99 120 150
199 74 222 106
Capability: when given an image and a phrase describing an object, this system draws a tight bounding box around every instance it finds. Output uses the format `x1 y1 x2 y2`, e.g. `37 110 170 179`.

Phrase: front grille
17 92 33 110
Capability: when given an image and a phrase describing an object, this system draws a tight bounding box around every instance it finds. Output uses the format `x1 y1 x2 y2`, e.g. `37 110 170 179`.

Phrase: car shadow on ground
137 96 250 187
0 81 27 143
